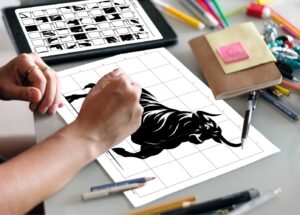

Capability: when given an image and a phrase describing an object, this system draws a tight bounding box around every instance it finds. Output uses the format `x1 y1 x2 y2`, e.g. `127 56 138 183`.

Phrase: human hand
0 53 63 114
72 69 143 155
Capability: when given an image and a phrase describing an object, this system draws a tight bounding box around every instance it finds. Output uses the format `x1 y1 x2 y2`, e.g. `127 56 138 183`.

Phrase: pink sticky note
217 42 250 64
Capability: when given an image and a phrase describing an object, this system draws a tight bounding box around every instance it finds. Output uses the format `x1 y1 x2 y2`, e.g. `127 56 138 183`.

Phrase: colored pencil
260 90 299 121
274 85 290 96
197 0 224 28
210 0 230 27
90 177 155 192
281 25 300 40
153 0 205 30
124 195 196 215
182 0 219 28
271 9 300 39
82 183 144 201
280 80 300 92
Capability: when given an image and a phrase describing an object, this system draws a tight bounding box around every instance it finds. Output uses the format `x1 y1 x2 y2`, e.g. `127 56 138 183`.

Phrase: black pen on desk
161 188 260 215
241 91 258 148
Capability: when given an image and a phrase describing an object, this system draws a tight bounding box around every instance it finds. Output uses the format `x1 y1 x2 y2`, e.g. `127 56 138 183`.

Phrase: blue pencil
91 177 155 192
260 90 299 121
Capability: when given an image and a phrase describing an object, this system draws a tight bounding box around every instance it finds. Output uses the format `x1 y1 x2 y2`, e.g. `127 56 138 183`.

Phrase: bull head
188 111 241 147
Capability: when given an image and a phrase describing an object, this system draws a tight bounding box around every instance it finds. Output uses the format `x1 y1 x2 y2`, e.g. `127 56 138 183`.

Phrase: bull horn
219 135 241 147
197 111 220 117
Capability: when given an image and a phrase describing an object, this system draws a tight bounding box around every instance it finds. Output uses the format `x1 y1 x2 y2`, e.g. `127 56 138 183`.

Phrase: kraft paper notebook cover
189 35 282 100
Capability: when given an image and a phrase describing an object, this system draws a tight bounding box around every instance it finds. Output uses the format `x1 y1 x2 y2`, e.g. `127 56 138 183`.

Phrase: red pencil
196 0 224 28
280 80 300 92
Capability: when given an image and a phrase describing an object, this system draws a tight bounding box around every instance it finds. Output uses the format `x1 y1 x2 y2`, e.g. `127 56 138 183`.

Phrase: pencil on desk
271 9 300 39
152 0 205 30
181 0 219 28
90 177 155 192
123 195 196 215
210 0 230 27
274 85 290 96
260 90 299 121
199 0 224 28
82 183 144 201
280 80 300 92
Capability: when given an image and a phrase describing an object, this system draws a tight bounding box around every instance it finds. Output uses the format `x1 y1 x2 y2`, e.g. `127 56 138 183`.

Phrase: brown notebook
189 35 282 100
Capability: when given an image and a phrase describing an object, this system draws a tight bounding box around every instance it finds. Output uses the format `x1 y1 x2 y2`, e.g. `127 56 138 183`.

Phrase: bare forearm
0 123 100 215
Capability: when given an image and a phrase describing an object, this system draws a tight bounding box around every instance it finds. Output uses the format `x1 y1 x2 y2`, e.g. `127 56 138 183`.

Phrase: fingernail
110 68 123 77
30 103 38 111
40 107 48 115
49 104 58 115
29 88 39 102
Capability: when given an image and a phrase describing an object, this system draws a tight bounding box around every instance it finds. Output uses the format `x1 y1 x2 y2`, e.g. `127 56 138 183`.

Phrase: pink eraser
217 42 250 64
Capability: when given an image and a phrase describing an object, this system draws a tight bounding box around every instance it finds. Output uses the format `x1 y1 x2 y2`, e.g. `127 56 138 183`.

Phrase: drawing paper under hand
57 48 279 207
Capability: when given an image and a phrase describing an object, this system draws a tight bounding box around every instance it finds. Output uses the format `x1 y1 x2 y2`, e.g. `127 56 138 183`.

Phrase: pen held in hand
82 183 144 201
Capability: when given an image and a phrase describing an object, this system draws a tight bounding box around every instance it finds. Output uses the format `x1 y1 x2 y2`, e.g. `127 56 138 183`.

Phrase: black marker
161 188 260 215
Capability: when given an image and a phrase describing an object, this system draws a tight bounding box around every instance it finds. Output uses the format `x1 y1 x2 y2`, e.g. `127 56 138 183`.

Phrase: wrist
62 121 107 161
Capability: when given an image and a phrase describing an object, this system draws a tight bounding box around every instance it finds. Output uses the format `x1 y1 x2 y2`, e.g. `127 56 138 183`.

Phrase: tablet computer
3 0 177 64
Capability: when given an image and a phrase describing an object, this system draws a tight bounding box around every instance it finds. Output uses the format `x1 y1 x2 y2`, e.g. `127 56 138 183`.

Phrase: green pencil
210 0 230 27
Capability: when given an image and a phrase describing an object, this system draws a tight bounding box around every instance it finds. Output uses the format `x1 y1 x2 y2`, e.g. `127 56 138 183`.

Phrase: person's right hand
72 69 143 157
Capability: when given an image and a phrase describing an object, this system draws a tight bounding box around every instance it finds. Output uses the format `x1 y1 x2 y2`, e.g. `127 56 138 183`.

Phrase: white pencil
82 183 144 201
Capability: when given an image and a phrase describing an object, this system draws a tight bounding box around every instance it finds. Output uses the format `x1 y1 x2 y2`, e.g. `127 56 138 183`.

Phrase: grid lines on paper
59 49 265 198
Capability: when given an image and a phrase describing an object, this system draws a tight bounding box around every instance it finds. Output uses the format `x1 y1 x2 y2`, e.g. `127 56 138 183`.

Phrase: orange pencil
280 80 300 92
124 195 196 215
271 10 300 39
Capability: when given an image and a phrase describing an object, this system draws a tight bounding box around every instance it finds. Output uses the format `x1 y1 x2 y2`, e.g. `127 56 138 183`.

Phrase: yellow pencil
152 0 205 30
123 195 196 215
275 85 290 96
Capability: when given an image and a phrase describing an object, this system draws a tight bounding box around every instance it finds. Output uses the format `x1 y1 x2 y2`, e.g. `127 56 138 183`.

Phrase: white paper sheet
57 48 280 207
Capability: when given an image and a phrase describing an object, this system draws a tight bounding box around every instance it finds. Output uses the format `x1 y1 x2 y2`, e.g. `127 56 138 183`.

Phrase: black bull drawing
65 83 241 159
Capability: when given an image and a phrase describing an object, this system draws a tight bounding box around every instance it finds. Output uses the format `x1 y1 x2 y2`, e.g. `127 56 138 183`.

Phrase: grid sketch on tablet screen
15 0 162 57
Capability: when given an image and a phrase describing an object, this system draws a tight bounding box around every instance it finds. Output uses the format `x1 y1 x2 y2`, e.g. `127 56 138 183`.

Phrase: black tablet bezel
2 0 177 64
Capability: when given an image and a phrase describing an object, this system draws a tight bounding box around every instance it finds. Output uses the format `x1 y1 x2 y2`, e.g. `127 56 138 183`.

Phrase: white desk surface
2 1 300 214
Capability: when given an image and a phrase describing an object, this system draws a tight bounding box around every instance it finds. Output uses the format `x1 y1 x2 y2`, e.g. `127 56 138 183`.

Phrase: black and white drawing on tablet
15 0 163 57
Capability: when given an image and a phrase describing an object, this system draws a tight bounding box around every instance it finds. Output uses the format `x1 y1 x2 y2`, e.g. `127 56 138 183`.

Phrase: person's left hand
0 53 63 115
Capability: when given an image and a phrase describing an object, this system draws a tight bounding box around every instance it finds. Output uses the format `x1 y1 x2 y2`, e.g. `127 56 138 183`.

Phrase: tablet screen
15 0 163 57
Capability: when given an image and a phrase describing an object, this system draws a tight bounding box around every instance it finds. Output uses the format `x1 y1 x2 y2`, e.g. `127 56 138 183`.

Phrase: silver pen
227 188 282 215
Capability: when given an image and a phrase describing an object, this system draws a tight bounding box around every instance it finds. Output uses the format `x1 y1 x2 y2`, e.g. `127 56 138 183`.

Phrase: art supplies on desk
189 22 281 100
228 188 282 215
57 48 279 207
180 0 219 29
2 0 177 64
152 0 205 30
124 195 196 215
161 188 260 215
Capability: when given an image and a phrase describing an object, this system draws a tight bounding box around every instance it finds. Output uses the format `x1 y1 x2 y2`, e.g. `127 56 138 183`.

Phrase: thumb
5 85 42 102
